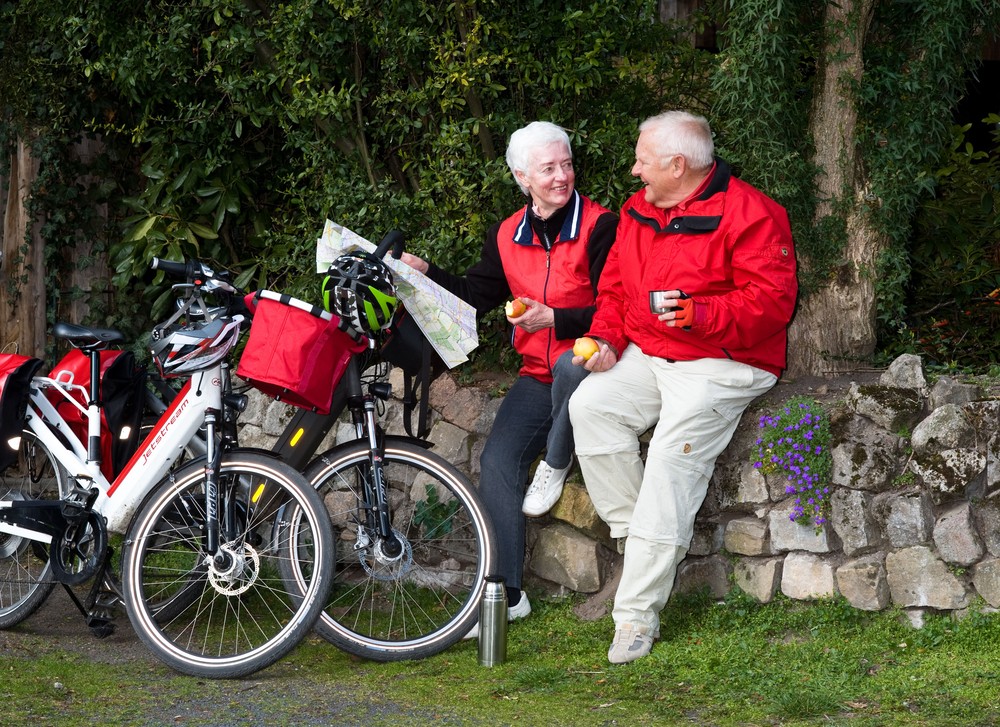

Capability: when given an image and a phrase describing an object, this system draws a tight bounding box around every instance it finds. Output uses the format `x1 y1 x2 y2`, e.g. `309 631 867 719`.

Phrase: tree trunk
1 139 46 358
658 0 716 49
785 0 879 378
64 137 111 327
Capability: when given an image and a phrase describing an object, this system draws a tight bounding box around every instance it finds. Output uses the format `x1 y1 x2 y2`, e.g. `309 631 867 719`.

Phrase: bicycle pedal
87 618 116 639
66 481 95 499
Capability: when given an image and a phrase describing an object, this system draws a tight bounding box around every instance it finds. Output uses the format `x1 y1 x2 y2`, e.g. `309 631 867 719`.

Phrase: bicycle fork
201 409 250 572
203 410 225 562
355 395 402 560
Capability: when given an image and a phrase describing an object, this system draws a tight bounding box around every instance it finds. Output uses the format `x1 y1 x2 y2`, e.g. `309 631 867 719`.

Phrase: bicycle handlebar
151 257 238 294
150 257 246 324
154 227 403 296
151 257 193 279
373 230 405 260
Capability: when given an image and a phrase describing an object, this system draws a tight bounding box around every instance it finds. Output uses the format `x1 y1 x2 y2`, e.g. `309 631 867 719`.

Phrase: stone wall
239 354 1000 617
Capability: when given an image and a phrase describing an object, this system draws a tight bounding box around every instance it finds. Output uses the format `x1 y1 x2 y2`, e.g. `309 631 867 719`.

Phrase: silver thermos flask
478 575 507 666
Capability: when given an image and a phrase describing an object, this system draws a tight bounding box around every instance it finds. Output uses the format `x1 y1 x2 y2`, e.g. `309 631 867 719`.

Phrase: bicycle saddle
52 322 126 350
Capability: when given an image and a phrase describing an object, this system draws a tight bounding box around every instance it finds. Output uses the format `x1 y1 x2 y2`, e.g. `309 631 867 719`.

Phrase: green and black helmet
322 251 398 335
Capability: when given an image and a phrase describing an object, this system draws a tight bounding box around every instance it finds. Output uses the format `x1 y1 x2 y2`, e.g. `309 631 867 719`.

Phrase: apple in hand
573 336 600 361
505 298 527 318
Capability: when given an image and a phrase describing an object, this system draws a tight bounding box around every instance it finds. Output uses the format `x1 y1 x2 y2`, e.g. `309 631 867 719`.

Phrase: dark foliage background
1 0 998 372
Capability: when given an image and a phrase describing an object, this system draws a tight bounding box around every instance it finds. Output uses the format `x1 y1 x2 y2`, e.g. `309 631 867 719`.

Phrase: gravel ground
0 587 484 726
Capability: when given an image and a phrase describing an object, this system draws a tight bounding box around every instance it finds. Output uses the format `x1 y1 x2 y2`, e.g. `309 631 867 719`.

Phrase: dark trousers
478 350 587 589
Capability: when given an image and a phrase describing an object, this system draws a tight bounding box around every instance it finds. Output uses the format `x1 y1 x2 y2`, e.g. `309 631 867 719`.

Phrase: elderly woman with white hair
402 121 617 637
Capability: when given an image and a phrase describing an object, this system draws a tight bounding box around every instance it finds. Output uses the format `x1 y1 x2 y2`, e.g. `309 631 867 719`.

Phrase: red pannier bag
0 353 44 471
236 290 368 414
45 349 145 479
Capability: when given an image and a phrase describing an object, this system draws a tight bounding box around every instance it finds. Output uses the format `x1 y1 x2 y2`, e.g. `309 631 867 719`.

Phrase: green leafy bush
886 116 1000 371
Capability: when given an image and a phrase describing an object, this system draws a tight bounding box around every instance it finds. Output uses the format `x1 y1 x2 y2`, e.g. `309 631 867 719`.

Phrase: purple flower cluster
751 399 831 529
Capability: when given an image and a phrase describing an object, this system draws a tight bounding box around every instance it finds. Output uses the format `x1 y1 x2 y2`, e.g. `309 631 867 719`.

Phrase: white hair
639 111 714 170
505 121 572 194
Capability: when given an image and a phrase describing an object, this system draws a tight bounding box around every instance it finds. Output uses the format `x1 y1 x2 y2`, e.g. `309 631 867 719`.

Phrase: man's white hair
639 111 714 170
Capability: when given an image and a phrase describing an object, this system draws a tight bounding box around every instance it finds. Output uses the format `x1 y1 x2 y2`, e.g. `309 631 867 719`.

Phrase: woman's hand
400 252 429 274
506 296 554 332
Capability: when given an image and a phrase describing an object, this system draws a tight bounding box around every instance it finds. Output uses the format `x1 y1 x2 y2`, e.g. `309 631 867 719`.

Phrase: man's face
518 141 575 217
631 130 678 209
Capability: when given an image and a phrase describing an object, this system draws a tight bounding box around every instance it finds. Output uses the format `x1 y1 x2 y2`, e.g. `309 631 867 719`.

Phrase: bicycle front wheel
0 430 67 628
121 451 334 679
298 438 496 661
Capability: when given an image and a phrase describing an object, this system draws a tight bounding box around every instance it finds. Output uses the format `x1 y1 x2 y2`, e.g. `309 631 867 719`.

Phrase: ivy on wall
710 0 999 369
856 0 998 336
0 0 131 347
710 0 830 295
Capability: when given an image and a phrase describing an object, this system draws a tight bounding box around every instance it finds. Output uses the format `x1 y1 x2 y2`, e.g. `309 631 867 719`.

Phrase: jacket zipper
545 248 554 373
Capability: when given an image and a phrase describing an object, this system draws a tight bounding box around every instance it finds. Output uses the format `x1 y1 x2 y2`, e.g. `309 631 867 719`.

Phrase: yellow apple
573 336 600 361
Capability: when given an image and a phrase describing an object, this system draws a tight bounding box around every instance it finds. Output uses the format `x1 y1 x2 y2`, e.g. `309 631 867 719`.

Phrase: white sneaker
462 593 532 640
521 457 574 516
607 623 654 664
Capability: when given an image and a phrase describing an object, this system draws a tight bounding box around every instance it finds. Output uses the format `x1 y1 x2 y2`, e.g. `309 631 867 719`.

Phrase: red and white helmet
151 316 243 378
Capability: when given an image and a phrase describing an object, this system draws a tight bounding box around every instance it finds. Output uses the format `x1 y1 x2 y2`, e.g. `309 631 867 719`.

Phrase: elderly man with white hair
570 110 798 663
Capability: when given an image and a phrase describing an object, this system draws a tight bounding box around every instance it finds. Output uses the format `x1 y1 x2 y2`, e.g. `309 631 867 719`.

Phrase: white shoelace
525 463 555 496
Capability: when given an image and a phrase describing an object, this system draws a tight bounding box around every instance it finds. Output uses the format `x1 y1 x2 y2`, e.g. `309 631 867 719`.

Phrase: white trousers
568 344 776 633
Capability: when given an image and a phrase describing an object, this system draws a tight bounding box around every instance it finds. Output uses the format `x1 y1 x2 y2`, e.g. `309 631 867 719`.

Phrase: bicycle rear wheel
0 430 66 628
296 438 496 661
121 451 334 679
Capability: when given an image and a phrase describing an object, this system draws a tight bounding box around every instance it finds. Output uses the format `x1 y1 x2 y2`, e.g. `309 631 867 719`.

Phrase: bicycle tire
295 438 496 661
120 451 334 679
0 430 67 629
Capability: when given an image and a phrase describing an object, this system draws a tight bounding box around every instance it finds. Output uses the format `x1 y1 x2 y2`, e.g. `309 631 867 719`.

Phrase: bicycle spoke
297 439 495 661
122 453 333 679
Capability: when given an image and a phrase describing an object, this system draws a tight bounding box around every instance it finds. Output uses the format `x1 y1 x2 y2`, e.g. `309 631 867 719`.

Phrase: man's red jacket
589 159 798 378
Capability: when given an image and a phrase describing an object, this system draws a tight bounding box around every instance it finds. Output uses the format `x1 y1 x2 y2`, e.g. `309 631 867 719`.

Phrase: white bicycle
0 258 334 678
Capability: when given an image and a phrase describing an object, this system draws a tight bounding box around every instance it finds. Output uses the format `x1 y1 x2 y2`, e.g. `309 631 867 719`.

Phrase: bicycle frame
17 365 224 535
0 258 341 677
269 359 359 471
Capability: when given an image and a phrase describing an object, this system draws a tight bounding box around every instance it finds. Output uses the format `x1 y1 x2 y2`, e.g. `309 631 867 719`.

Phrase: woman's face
517 141 575 218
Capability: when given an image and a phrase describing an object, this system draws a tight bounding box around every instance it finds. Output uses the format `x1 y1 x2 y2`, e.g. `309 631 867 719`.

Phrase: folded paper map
316 220 478 368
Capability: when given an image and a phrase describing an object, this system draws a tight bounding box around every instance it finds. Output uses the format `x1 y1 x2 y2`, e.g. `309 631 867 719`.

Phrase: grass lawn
4 589 999 725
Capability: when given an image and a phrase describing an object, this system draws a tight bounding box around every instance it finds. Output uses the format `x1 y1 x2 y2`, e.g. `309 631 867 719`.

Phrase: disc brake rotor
358 528 413 581
208 543 261 595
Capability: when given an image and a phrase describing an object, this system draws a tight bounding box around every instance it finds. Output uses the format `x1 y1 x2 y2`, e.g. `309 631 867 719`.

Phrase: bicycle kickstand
60 545 119 639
